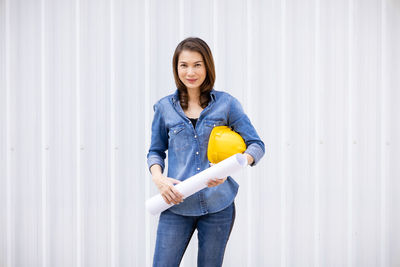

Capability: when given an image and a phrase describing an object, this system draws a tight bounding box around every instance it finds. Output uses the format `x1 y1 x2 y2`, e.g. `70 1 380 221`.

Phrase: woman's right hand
152 174 184 205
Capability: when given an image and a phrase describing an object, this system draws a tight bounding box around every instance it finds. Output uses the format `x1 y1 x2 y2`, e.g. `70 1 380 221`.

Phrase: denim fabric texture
153 202 236 267
147 89 265 216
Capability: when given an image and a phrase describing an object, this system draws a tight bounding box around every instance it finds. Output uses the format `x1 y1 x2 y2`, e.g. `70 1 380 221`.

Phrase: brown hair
172 37 216 110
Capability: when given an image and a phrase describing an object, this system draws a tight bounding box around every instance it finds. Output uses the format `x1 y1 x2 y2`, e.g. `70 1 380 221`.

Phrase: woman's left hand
207 163 227 187
207 153 254 187
207 177 227 187
243 153 254 165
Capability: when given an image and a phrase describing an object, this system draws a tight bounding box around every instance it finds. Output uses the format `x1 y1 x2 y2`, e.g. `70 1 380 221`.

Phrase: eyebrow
179 61 203 63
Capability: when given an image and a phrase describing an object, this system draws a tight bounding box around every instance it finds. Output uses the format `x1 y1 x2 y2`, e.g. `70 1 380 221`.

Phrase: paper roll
146 153 248 215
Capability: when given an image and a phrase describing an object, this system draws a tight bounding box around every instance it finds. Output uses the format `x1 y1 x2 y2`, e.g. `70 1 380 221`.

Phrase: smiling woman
146 37 265 267
172 38 216 112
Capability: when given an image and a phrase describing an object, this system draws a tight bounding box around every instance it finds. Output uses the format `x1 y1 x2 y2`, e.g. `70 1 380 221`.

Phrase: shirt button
197 167 200 171
194 135 197 138
213 124 216 127
196 151 199 155
174 130 176 133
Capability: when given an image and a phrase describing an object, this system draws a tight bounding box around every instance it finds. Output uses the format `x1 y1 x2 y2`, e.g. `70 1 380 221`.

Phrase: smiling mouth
187 79 197 83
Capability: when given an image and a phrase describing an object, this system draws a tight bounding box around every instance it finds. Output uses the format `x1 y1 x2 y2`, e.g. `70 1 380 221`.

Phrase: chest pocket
202 119 226 144
168 123 190 152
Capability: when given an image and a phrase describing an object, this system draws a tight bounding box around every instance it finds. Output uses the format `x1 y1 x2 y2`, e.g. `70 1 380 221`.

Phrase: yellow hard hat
207 126 247 164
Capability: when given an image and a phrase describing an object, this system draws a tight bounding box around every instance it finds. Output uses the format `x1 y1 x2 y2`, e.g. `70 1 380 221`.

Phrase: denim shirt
147 88 265 216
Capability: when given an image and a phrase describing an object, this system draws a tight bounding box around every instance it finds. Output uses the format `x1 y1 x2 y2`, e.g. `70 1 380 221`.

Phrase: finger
217 178 227 184
171 189 183 202
162 194 172 205
166 191 177 204
167 190 180 205
208 178 225 187
207 181 217 187
167 192 178 205
168 183 183 199
167 186 178 204
208 178 217 183
172 188 184 201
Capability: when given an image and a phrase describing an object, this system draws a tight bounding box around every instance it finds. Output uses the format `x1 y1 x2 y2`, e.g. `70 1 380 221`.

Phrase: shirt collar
172 88 216 104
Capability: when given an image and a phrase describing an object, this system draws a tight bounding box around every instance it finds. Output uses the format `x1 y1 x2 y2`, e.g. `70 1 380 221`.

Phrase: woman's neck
186 88 200 103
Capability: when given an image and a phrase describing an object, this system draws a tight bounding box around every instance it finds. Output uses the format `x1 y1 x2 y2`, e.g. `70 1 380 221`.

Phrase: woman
147 37 265 267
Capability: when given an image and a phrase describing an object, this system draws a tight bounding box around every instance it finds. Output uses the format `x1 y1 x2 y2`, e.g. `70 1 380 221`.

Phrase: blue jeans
153 202 236 267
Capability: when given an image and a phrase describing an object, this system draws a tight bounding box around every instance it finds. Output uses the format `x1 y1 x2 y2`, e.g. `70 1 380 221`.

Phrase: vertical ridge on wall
376 3 384 265
379 1 388 266
376 1 385 266
0 1 5 265
346 0 354 265
5 0 12 265
40 0 48 266
378 0 389 266
313 0 321 266
279 0 287 266
75 0 82 266
109 0 116 267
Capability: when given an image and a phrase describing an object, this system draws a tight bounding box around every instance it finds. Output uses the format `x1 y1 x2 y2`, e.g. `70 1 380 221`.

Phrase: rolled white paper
146 153 248 215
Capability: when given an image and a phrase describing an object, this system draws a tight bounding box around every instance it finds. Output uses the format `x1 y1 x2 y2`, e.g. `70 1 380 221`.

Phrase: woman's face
177 50 207 92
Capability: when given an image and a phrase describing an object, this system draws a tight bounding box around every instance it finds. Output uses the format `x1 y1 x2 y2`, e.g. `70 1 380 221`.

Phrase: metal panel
44 0 78 266
0 0 7 266
383 1 400 266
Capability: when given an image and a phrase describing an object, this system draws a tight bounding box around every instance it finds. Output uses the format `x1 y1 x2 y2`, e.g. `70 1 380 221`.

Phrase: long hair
172 37 216 110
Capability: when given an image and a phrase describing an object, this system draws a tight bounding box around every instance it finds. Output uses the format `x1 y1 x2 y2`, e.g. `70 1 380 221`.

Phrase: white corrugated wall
0 0 399 266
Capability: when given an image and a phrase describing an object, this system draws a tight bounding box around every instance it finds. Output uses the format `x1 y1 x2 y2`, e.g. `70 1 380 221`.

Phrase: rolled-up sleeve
147 102 168 173
227 96 265 166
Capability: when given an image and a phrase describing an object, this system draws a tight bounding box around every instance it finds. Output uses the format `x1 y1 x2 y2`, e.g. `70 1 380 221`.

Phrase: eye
195 64 201 67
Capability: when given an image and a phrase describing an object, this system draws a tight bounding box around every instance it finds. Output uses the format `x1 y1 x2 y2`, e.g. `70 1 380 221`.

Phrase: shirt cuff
147 155 165 174
244 143 265 167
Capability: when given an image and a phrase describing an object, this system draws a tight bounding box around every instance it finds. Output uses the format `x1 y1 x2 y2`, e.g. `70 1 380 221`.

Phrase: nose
187 67 195 76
